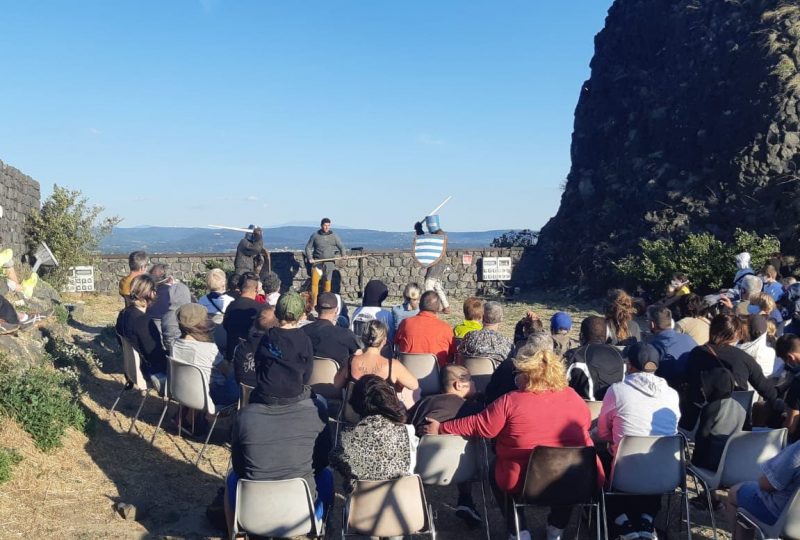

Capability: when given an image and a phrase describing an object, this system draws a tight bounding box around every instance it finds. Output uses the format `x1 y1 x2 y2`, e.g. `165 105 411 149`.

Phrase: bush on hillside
613 229 780 294
26 185 121 289
0 365 86 451
491 229 539 248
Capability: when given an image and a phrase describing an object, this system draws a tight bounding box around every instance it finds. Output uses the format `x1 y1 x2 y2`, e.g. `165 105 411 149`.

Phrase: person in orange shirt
119 251 148 306
394 291 455 367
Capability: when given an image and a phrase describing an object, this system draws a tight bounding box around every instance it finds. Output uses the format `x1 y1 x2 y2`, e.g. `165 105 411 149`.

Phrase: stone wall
93 248 525 299
0 160 41 258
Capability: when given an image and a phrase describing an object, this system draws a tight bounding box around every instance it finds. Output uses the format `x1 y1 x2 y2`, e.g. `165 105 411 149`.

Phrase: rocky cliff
533 0 800 287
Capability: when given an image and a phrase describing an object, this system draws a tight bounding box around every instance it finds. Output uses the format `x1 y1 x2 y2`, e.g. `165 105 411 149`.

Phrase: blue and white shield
413 234 447 268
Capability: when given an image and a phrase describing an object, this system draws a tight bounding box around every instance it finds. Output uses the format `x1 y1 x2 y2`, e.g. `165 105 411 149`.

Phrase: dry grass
763 4 800 22
0 292 729 539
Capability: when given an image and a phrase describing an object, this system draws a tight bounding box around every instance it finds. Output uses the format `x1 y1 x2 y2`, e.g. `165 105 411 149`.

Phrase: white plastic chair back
781 487 800 539
398 353 440 396
415 435 480 485
610 435 684 494
309 357 341 400
585 400 603 422
168 357 214 414
731 389 755 425
119 335 148 391
346 475 429 537
717 428 787 488
463 356 496 394
234 478 320 538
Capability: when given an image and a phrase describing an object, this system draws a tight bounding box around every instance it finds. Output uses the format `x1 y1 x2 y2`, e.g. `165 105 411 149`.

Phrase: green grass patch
0 448 22 484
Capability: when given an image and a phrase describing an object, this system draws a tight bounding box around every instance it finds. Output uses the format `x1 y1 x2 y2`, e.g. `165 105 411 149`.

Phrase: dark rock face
533 0 800 287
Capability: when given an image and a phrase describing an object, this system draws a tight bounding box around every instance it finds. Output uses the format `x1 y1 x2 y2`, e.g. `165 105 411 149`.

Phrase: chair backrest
718 428 787 487
346 475 428 537
414 435 480 485
463 356 496 394
118 334 148 390
520 446 599 506
339 382 361 425
584 400 603 422
309 357 341 400
731 390 755 427
168 357 213 413
778 486 800 540
235 478 319 537
610 435 684 494
398 353 441 396
239 383 254 410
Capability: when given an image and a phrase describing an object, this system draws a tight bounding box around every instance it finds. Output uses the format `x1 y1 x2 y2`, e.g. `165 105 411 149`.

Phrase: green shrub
53 303 69 324
0 366 86 451
0 448 22 484
45 333 103 371
613 229 780 294
491 229 539 248
187 258 235 299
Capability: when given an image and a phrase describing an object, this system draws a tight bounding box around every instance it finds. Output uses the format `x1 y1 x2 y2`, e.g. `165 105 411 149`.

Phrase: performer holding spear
412 196 452 314
304 217 347 307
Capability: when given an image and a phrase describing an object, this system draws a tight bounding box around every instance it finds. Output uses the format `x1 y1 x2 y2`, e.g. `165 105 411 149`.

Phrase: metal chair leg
196 412 220 466
479 478 491 540
109 387 125 416
511 497 522 539
127 391 148 434
150 399 170 445
600 491 609 540
683 489 693 540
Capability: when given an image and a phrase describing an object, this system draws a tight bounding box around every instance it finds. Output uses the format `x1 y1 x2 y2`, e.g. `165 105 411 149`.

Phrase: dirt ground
0 291 728 539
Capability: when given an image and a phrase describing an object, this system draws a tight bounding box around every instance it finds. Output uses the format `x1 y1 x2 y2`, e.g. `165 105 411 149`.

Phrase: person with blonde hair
199 268 234 323
605 289 641 346
425 344 600 540
391 282 422 331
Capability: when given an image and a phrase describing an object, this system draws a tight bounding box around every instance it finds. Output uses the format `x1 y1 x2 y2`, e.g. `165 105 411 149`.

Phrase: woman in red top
425 344 602 540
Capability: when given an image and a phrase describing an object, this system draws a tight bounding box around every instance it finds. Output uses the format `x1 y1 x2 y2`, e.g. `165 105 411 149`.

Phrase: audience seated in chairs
334 320 418 407
146 263 192 353
458 301 514 366
118 250 147 306
350 279 396 345
409 365 484 527
115 274 168 389
605 289 642 347
453 297 483 340
596 343 681 539
198 268 234 324
224 333 333 539
233 305 277 388
303 292 361 366
395 291 456 368
675 293 712 346
485 333 553 404
425 346 602 540
647 304 697 389
222 272 263 361
391 282 421 332
549 312 578 357
565 316 626 401
330 375 418 487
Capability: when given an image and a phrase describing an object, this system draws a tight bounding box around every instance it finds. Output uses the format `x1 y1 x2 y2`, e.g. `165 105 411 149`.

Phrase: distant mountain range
99 226 515 254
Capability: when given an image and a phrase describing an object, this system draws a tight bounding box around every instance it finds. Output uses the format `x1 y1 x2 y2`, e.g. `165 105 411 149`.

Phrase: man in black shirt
302 292 361 366
565 316 625 401
409 365 484 527
222 273 262 361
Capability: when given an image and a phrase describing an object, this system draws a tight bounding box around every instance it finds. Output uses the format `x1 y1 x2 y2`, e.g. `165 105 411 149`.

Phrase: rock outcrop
533 0 800 287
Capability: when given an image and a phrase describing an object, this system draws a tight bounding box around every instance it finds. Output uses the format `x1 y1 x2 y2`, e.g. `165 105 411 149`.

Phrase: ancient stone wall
92 248 525 299
0 160 41 258
533 0 800 288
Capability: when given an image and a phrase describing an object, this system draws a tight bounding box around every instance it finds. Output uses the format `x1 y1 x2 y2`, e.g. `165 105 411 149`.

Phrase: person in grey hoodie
597 343 681 540
304 218 347 307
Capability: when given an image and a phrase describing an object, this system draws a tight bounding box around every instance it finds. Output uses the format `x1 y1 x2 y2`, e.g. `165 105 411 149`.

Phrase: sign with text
66 266 95 292
480 257 513 281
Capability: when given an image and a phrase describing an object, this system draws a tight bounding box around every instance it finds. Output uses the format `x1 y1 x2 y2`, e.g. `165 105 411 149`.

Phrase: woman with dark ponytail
329 375 418 485
334 319 419 397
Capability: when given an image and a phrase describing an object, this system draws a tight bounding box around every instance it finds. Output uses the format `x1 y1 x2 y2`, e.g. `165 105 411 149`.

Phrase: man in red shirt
395 291 455 367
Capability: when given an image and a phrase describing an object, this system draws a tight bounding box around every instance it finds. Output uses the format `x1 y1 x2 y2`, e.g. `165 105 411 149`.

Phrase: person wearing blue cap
550 311 578 357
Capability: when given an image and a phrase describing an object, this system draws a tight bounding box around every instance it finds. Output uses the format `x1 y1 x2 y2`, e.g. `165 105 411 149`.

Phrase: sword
312 254 371 263
424 196 452 219
207 224 258 233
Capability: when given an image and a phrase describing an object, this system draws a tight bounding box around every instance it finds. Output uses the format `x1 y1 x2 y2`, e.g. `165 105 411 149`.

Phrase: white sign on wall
66 266 95 292
480 257 513 281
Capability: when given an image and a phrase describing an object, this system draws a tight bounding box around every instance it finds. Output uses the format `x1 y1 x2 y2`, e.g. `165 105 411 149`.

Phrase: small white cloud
416 133 446 146
245 195 258 202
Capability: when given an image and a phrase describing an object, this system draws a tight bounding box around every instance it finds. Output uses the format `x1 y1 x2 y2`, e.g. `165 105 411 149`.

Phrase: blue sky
0 0 611 232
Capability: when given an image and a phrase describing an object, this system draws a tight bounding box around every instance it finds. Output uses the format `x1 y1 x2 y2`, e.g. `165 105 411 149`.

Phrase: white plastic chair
151 357 236 464
398 353 441 397
414 435 491 540
462 356 496 394
342 474 435 540
688 428 787 539
584 400 603 422
233 477 324 539
737 486 800 540
109 334 155 434
604 435 691 539
309 356 342 401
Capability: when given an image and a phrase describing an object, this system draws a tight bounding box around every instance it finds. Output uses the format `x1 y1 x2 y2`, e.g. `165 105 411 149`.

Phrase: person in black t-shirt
222 273 262 361
233 306 277 388
302 292 361 366
565 316 625 401
408 365 484 528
